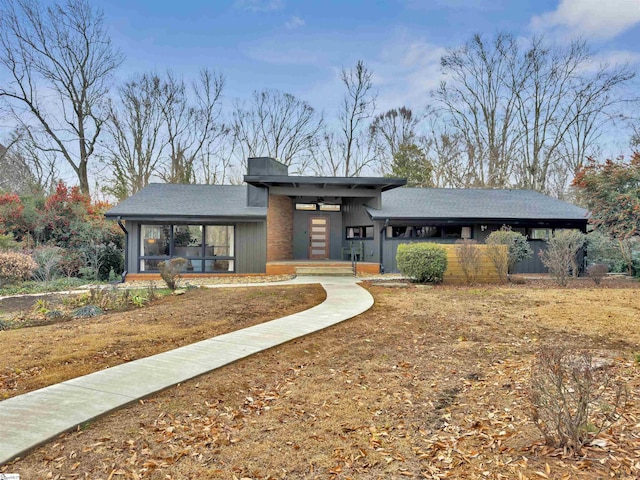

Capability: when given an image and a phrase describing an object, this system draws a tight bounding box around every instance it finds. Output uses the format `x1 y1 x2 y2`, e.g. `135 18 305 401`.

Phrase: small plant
0 318 14 331
587 263 608 286
528 347 627 455
396 243 447 283
454 239 482 284
130 293 146 307
0 251 37 288
158 257 188 290
72 305 103 318
108 267 118 282
45 310 65 320
146 281 158 301
32 299 50 314
539 230 587 287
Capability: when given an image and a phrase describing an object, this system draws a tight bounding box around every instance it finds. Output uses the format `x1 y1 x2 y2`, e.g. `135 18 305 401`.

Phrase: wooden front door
309 216 330 259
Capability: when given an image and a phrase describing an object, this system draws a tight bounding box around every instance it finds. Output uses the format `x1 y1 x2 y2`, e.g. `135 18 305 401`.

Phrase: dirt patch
3 283 640 479
0 294 70 315
0 285 325 399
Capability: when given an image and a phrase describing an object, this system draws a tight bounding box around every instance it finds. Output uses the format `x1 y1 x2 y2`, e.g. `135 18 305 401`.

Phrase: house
105 157 589 278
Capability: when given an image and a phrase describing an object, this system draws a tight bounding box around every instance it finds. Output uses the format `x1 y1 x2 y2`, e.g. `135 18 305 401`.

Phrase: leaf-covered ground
2 279 639 479
0 285 326 399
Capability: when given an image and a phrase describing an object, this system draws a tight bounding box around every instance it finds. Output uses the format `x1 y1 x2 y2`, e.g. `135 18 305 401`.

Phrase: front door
308 216 330 259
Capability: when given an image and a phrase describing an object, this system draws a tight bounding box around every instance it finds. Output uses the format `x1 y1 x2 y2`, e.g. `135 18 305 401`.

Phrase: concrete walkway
0 277 374 465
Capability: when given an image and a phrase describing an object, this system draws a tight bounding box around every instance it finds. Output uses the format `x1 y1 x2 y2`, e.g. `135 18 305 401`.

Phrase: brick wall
266 194 293 262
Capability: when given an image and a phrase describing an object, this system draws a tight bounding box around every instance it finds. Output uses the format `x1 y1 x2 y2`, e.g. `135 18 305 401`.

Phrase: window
529 228 551 240
295 203 317 211
415 226 439 238
387 226 414 238
346 226 374 239
385 225 472 239
442 226 462 238
139 224 235 273
319 204 340 212
296 203 341 212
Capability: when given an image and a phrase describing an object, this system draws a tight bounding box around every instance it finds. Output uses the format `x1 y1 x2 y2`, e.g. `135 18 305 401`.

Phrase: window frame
139 223 236 273
345 225 374 240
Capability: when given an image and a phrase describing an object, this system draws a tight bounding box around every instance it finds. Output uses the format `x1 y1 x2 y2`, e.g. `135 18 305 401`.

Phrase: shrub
396 243 447 283
72 305 103 318
485 226 532 279
159 257 188 290
0 251 37 288
454 239 481 284
528 347 626 455
58 250 84 279
0 233 19 251
539 230 586 287
32 245 63 287
587 264 608 285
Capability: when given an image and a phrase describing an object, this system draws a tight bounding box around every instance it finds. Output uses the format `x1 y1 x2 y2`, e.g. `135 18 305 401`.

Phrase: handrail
351 243 358 277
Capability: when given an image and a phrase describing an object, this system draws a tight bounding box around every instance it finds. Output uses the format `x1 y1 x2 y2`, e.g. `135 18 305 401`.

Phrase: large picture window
139 224 235 273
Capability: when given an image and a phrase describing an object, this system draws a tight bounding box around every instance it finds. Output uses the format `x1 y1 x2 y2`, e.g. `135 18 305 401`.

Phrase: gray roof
244 175 406 192
105 184 266 220
368 188 589 221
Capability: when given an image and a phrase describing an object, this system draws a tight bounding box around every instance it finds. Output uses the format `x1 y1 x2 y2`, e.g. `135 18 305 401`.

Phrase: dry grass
0 285 325 399
2 281 640 479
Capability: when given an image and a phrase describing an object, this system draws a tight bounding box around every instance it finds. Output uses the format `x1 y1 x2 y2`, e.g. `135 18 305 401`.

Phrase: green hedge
396 243 448 283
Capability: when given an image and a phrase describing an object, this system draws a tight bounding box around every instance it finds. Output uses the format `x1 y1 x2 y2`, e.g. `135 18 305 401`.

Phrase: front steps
295 265 354 277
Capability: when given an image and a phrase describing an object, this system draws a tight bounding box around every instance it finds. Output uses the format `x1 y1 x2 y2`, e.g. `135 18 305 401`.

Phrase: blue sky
101 0 640 120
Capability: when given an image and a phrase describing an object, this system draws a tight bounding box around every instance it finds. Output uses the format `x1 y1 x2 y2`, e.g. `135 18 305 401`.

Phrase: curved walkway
0 276 374 465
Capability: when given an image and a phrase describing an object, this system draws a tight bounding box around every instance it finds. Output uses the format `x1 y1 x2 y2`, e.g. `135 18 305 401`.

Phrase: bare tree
0 0 124 194
434 33 520 188
0 127 58 194
432 32 635 194
158 69 228 184
102 74 167 200
232 89 322 174
510 38 633 192
370 106 422 174
339 60 377 176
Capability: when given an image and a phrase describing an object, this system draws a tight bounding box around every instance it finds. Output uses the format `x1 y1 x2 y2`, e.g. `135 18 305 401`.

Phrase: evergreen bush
396 243 447 283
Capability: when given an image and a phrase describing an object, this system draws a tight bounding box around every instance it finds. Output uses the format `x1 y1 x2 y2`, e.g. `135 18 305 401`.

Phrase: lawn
0 285 326 399
2 279 639 479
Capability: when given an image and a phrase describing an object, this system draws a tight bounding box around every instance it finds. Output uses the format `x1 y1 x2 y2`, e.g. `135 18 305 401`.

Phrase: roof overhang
244 175 406 192
366 213 588 226
104 214 266 223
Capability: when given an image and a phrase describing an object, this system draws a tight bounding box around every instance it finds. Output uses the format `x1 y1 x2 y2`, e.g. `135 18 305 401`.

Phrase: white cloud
531 0 640 40
234 0 284 13
285 16 305 30
371 38 446 112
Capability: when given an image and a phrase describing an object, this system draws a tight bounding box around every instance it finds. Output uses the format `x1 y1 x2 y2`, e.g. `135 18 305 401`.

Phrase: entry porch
266 260 380 276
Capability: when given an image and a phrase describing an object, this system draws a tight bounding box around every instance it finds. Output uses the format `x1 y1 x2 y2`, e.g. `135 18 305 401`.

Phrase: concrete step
295 266 354 276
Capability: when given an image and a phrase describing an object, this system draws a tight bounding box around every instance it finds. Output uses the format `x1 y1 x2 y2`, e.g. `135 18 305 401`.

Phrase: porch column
266 194 293 261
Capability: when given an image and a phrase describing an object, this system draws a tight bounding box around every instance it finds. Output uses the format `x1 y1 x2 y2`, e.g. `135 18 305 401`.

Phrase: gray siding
125 220 139 273
236 222 267 273
343 199 379 263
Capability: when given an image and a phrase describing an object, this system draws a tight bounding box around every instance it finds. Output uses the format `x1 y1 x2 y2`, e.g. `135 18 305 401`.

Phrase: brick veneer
266 194 293 262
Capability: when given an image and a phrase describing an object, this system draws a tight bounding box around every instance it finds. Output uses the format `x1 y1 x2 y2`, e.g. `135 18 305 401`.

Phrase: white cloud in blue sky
3 0 639 142
234 0 284 13
531 0 640 40
284 16 305 30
